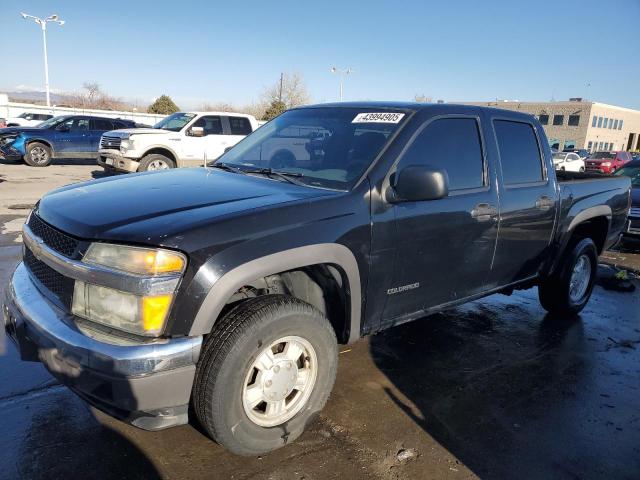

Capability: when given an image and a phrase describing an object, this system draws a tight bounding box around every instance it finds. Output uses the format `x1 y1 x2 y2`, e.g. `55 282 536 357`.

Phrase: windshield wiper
244 168 306 186
210 162 247 175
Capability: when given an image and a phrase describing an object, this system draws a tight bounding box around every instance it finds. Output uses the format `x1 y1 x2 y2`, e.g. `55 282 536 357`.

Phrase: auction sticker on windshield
352 112 405 123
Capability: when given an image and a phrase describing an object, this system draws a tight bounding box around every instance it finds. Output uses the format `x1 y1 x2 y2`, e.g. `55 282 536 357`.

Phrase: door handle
535 196 554 210
471 203 498 221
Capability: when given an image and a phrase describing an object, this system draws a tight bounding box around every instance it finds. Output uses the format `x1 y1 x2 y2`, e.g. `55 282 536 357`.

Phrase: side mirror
223 146 233 153
390 165 449 202
188 126 205 137
57 124 70 132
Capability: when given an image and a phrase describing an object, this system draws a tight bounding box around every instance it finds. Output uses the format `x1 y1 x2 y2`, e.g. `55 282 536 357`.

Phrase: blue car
0 115 136 167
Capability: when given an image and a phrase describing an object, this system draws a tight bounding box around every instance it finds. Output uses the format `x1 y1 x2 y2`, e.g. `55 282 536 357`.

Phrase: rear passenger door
485 114 558 287
383 112 499 320
89 118 115 152
224 116 253 151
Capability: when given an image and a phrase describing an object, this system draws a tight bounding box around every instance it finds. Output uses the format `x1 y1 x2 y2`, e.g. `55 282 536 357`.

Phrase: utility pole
278 72 284 103
20 13 65 108
330 67 353 101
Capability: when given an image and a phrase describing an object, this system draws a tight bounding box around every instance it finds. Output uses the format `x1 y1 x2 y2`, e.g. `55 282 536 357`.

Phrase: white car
553 152 585 172
97 111 259 172
5 112 53 127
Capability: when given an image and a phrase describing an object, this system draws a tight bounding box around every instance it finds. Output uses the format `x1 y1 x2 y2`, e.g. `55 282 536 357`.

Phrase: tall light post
20 12 65 108
330 67 353 101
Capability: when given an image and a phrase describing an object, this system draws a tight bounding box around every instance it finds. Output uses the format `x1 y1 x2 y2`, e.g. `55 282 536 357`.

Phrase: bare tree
262 72 310 109
60 82 133 111
200 102 238 112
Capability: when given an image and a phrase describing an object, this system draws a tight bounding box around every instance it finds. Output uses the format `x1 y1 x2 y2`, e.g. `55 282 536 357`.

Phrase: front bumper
0 144 23 162
97 150 140 173
623 216 640 237
3 263 202 430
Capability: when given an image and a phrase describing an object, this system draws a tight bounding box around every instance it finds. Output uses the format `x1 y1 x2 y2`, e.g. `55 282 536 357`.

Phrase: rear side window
399 117 484 191
91 119 114 130
228 116 253 135
494 120 544 185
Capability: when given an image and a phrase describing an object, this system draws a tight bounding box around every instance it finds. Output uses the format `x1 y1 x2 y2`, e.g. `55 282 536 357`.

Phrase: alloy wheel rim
569 254 591 303
147 160 169 170
30 147 48 164
242 335 317 427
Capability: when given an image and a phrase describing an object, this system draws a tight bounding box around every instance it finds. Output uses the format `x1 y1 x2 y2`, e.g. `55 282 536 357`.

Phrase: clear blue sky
1 0 639 109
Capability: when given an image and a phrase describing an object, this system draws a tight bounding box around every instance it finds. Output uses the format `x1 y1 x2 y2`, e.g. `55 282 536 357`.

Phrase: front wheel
539 238 598 315
24 142 52 167
193 295 338 456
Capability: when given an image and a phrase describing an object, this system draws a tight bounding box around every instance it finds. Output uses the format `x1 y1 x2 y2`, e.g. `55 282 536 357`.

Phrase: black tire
539 237 598 315
193 295 338 456
24 142 52 167
137 153 175 172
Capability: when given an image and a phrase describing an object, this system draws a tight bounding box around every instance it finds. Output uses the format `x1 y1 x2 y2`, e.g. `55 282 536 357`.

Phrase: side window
192 116 222 135
74 119 90 130
398 117 484 191
494 120 544 185
228 116 253 135
90 119 114 130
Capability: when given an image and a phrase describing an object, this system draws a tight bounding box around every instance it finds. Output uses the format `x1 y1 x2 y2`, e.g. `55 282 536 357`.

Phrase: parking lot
1 163 639 480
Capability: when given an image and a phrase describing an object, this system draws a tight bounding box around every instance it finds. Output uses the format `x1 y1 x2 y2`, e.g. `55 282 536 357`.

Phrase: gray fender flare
188 243 362 343
567 204 612 232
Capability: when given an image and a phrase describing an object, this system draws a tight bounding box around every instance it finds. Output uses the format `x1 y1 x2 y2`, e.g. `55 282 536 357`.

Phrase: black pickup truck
3 103 631 456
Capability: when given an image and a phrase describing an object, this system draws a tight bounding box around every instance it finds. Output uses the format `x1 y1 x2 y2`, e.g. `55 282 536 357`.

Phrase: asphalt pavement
1 163 639 480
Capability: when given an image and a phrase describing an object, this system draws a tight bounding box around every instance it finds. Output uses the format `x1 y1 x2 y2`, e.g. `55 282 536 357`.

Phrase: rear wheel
193 295 338 456
138 153 175 172
24 142 52 167
539 238 598 315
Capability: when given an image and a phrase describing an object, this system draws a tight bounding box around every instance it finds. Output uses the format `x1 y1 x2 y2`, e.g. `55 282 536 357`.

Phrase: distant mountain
3 90 66 104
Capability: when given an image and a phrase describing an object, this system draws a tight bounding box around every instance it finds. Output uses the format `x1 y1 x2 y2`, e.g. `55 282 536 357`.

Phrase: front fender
188 243 362 343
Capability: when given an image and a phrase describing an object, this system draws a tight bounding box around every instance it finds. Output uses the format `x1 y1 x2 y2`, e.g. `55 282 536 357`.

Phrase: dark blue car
0 115 136 167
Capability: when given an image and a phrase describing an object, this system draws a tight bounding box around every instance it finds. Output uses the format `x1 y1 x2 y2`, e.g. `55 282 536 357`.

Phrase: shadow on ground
370 280 640 479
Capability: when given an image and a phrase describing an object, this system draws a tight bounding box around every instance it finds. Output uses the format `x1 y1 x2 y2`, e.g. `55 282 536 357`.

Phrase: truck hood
105 128 169 137
36 168 336 245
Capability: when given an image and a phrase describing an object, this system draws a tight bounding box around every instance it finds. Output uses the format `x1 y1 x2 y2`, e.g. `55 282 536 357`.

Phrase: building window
613 119 619 129
538 114 549 125
568 115 580 126
587 141 593 152
591 116 597 127
604 118 610 128
597 117 603 128
553 115 564 126
563 140 576 150
619 120 623 130
598 142 604 150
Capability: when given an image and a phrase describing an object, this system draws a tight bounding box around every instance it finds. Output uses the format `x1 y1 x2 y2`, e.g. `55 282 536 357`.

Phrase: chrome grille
100 135 121 150
630 207 640 218
27 213 79 258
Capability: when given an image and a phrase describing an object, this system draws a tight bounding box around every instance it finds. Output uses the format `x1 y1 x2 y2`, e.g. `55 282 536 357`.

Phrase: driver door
181 115 225 166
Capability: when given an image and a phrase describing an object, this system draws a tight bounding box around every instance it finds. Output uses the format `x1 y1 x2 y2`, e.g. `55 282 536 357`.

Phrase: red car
585 151 633 174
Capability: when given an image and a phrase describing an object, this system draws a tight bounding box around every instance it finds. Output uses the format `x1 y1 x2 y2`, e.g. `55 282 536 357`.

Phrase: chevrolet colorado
3 103 631 456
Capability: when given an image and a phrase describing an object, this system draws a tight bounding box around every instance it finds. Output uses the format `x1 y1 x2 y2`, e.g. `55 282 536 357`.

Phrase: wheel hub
569 254 591 302
261 361 298 401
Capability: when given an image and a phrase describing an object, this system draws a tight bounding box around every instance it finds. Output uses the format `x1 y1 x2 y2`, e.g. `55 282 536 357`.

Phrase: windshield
37 116 70 129
153 112 196 132
552 153 567 160
591 152 615 159
17 113 30 119
614 164 640 187
215 107 406 190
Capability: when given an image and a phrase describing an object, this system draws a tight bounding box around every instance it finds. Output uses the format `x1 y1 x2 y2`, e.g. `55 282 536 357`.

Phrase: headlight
120 138 135 152
601 162 611 167
72 281 172 336
72 244 187 336
84 243 186 275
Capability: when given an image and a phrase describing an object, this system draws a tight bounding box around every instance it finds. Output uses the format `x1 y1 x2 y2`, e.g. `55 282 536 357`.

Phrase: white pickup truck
97 111 260 172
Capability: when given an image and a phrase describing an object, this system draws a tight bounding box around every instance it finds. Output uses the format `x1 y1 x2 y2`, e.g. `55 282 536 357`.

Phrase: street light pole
330 67 353 101
20 13 65 108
